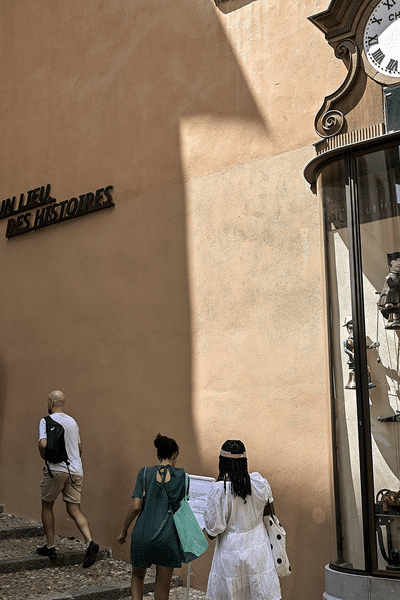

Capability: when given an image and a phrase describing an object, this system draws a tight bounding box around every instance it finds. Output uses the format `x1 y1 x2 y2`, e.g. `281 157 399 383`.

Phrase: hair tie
220 449 246 459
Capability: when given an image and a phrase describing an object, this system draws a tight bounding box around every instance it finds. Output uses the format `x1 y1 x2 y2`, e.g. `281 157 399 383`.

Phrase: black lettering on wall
5 184 115 238
103 185 113 204
0 184 53 221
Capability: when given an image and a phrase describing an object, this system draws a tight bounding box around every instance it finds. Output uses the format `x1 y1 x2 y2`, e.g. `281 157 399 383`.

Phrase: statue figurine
343 316 379 389
378 252 400 329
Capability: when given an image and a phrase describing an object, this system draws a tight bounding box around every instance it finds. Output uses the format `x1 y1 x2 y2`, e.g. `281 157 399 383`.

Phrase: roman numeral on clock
387 58 399 72
371 16 382 24
383 0 396 9
368 35 379 46
371 48 385 64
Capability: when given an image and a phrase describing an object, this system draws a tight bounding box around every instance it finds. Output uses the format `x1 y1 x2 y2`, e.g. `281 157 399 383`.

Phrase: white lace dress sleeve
203 482 230 537
251 471 274 503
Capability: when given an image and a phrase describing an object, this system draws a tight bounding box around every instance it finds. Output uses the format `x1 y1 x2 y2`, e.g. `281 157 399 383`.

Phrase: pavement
0 504 206 600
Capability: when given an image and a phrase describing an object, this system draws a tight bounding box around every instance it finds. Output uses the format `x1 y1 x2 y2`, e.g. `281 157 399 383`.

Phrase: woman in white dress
203 440 281 600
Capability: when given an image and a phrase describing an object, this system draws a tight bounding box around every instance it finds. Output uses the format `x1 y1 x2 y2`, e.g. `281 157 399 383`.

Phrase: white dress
204 472 281 600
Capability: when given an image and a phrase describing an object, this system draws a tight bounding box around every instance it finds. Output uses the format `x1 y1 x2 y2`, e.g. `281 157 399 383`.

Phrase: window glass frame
319 138 400 578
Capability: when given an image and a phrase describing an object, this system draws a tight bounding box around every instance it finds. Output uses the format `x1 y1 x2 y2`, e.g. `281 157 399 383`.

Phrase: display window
317 138 400 577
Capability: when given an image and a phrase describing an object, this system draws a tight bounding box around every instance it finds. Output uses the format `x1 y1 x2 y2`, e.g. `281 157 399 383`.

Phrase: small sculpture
343 316 379 389
378 253 400 329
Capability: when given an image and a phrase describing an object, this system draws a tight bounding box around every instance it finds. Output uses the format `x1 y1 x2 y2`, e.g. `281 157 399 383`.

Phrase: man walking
37 390 99 568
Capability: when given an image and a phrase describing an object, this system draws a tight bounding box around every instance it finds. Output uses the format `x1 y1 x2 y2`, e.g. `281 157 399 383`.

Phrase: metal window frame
319 138 400 579
345 151 377 574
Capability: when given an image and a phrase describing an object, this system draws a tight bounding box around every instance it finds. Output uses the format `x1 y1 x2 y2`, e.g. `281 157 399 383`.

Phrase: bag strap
142 467 146 503
264 501 274 516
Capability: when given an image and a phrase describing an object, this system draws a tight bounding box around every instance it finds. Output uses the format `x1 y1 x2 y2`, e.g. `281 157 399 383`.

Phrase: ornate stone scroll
314 39 361 138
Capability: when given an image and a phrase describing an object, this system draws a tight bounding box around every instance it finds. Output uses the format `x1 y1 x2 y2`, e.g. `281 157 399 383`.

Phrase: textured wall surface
0 1 345 598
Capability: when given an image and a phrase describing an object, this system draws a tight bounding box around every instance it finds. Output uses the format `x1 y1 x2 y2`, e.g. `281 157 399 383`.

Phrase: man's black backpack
43 415 69 477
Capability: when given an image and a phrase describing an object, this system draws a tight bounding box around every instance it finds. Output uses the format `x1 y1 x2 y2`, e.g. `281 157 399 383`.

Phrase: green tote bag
173 474 208 563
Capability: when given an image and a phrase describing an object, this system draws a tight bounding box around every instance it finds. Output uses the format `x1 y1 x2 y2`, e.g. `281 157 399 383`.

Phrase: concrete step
0 529 111 573
123 586 207 600
0 510 189 600
29 585 132 600
3 566 183 600
28 574 185 600
0 545 112 574
0 523 44 539
0 511 44 539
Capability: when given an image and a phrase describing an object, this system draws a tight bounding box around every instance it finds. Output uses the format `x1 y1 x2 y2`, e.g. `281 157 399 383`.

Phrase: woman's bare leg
154 565 174 600
131 567 146 600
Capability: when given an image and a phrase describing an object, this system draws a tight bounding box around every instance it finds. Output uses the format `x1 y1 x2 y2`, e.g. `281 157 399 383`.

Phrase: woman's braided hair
217 440 251 503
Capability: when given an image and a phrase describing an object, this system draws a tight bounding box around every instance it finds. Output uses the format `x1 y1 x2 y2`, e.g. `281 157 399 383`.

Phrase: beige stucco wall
0 0 346 598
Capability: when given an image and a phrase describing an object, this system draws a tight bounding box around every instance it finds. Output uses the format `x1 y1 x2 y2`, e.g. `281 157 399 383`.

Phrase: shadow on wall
0 0 268 578
91 0 268 563
216 0 258 12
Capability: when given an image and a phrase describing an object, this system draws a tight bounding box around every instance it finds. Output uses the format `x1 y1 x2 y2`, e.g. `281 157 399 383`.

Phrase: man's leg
37 470 65 559
66 502 99 568
41 499 56 547
66 502 92 544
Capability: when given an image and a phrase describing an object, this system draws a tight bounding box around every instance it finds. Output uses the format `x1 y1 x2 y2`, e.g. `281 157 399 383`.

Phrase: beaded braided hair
217 440 251 503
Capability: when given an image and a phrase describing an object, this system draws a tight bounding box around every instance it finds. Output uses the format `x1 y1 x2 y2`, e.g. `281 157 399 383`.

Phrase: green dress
130 465 186 568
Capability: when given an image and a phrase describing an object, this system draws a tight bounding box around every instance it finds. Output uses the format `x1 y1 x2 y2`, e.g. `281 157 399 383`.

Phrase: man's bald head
47 390 66 413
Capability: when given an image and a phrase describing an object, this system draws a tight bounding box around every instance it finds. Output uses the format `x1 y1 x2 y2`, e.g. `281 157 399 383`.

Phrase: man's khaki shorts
40 469 83 503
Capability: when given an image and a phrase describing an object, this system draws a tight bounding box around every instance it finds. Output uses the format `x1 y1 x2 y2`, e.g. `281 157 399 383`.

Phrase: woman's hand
117 498 141 545
117 532 127 545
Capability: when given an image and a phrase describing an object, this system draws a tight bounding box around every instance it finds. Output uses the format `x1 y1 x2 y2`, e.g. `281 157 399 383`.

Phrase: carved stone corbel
314 39 361 138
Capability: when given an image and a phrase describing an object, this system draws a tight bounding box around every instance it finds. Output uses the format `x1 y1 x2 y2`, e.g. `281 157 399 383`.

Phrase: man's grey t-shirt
39 413 83 476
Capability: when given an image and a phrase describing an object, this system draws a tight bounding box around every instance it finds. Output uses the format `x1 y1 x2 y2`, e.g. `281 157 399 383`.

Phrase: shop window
384 86 400 135
319 140 400 577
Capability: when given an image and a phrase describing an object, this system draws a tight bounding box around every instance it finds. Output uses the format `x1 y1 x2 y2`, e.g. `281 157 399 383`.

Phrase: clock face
363 0 400 78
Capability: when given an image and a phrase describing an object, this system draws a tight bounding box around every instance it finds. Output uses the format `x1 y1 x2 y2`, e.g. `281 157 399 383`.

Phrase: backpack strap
44 459 53 478
44 416 55 478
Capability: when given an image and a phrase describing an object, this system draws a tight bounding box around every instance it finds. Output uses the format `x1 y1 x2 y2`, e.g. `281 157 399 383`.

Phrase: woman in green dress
117 433 186 600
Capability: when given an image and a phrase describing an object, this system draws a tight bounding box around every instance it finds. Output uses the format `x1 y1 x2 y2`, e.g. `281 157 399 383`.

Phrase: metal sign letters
0 184 114 238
